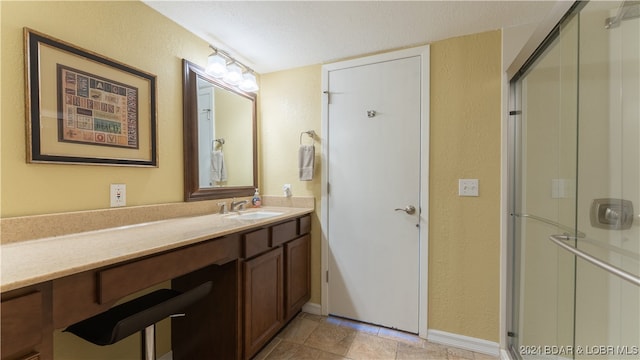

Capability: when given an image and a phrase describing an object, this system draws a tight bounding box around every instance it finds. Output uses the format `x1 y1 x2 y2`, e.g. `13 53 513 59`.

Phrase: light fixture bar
206 45 258 92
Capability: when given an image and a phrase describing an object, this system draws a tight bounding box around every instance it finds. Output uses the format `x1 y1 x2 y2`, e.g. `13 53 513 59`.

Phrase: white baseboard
158 351 173 360
427 329 500 357
302 302 322 316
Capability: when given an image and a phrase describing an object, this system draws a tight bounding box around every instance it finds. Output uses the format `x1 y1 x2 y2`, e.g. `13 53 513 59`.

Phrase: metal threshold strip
549 234 640 287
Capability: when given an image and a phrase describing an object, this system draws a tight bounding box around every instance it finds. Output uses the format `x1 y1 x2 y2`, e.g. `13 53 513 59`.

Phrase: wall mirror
183 59 257 201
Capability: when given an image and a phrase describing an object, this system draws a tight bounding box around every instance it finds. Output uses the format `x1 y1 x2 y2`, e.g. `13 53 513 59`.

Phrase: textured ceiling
144 1 559 74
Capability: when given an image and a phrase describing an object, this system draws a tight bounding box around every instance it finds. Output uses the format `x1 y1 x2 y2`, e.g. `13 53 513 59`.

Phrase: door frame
320 46 430 338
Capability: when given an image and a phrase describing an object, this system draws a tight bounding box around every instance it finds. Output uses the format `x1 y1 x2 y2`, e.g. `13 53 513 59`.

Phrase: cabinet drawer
98 236 239 304
270 220 297 247
298 215 311 235
243 228 270 258
1 292 42 358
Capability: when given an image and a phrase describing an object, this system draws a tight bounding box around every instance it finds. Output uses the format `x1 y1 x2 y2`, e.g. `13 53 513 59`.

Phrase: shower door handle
395 205 416 215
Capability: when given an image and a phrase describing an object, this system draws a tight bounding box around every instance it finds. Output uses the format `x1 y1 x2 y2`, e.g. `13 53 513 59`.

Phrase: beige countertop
1 206 313 293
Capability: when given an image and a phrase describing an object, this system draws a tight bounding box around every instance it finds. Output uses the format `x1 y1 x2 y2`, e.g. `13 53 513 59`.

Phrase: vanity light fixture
205 45 259 92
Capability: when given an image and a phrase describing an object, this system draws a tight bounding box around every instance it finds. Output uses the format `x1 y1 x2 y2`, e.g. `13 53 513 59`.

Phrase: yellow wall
2 0 503 349
259 65 323 304
428 30 501 341
1 0 211 217
1 1 211 358
261 31 502 342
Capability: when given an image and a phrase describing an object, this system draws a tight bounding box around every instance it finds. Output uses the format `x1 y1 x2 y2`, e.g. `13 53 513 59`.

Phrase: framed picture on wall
24 28 158 167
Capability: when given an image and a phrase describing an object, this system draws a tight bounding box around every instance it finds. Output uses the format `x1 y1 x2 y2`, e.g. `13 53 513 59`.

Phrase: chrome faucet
230 199 248 212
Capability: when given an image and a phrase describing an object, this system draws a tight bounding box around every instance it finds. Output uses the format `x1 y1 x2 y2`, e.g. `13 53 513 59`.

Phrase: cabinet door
243 247 283 359
1 292 43 360
284 235 311 321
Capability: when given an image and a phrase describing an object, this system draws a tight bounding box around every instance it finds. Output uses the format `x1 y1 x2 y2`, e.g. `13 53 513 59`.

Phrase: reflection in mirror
183 60 257 201
196 78 253 188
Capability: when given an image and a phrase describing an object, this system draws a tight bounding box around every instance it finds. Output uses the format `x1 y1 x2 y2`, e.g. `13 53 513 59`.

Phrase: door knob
395 205 416 215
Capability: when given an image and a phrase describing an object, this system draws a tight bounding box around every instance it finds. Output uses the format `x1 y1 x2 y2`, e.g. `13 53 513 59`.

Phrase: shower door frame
506 1 640 359
504 1 585 358
506 75 521 359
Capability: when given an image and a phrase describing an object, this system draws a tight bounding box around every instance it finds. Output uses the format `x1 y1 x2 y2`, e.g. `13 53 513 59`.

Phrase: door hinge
326 270 329 283
327 182 330 195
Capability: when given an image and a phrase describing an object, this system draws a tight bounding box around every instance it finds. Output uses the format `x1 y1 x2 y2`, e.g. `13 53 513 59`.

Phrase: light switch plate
110 184 126 207
551 178 574 199
459 179 479 197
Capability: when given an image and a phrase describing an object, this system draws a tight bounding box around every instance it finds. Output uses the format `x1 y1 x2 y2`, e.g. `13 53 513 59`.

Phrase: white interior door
327 55 423 333
197 81 214 186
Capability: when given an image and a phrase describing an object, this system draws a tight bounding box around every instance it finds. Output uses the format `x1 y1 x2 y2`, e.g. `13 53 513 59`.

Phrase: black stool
65 281 212 360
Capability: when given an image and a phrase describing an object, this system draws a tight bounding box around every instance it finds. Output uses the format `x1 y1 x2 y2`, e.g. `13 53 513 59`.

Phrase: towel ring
212 138 225 150
300 130 315 145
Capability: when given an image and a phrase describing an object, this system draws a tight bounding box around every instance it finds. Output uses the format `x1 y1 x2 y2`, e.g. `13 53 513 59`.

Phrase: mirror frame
182 59 258 201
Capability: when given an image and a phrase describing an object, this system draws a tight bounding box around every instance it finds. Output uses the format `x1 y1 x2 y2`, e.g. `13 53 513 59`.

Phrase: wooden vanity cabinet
1 284 53 360
0 212 310 360
243 215 312 359
169 214 312 360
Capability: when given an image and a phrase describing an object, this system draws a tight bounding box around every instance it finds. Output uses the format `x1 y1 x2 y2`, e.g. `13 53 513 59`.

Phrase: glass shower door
509 11 580 358
509 1 640 359
574 1 639 358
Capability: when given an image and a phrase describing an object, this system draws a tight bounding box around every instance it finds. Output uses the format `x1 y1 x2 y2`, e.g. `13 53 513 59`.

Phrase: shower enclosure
508 1 639 359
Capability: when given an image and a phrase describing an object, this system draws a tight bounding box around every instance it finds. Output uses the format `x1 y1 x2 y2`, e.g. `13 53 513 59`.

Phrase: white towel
298 145 315 181
211 150 227 182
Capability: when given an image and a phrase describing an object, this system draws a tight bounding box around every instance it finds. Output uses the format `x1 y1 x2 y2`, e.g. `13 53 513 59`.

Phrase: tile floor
254 312 500 360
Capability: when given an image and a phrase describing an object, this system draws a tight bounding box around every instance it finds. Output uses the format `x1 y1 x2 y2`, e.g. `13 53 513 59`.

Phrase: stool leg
141 324 156 360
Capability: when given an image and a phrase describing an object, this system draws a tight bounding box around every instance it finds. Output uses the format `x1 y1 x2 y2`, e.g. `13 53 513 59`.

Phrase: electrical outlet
110 184 126 207
458 179 479 197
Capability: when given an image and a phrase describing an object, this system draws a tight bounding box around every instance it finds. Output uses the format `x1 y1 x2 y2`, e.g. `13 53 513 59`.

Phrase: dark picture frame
24 28 158 167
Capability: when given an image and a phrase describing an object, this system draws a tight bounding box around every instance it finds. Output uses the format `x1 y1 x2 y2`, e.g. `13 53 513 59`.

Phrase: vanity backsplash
0 196 314 244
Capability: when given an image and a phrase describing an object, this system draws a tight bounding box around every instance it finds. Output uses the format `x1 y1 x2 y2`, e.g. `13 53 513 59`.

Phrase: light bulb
239 72 259 92
223 63 243 85
206 53 227 78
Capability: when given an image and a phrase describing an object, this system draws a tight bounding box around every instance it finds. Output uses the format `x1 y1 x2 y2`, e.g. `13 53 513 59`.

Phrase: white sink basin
225 211 283 220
